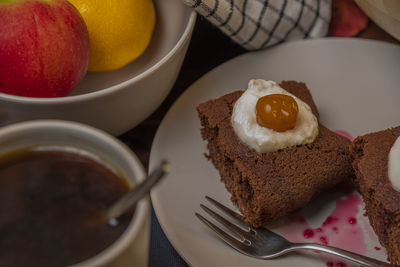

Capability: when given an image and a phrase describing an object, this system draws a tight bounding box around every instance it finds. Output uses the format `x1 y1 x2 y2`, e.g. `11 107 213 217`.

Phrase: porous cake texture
196 81 354 227
350 126 400 265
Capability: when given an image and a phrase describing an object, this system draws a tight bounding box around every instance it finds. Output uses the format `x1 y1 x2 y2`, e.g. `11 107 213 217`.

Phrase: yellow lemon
67 0 155 72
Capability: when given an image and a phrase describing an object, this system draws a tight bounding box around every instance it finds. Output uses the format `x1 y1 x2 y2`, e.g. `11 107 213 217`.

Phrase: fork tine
195 212 250 252
205 196 252 231
200 204 252 239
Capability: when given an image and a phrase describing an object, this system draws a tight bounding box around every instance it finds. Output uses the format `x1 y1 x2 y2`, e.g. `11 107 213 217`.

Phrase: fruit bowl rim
0 9 196 105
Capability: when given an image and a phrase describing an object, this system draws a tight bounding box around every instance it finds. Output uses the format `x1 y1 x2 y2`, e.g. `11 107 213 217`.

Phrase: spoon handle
107 161 170 220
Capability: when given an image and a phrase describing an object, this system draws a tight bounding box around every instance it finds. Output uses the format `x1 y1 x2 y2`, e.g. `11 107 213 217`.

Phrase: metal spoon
107 160 170 226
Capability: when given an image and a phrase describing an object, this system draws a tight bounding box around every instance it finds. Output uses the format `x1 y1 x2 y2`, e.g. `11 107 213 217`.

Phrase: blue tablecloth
148 207 188 267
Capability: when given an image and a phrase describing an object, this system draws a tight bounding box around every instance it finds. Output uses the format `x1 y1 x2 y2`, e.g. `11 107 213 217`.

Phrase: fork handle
292 243 390 267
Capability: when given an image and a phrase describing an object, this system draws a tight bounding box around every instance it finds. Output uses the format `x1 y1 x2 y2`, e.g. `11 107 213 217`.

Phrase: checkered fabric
182 0 332 50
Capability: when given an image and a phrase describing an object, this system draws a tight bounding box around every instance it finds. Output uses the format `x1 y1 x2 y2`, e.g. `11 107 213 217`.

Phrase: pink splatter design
348 217 357 225
334 130 354 141
322 216 339 226
277 194 366 250
319 236 329 245
320 194 364 251
303 228 315 239
272 192 387 265
327 261 346 267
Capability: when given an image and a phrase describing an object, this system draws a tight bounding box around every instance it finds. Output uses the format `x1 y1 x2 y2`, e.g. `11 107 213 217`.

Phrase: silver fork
195 196 390 267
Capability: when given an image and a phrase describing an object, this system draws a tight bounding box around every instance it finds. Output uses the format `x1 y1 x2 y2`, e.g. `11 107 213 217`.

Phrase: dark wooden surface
119 16 399 171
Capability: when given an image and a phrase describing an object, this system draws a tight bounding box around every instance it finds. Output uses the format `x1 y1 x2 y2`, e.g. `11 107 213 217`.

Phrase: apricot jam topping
255 94 299 132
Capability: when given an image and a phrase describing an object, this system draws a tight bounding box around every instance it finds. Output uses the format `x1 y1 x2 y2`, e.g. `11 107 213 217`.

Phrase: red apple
0 0 90 97
328 0 368 37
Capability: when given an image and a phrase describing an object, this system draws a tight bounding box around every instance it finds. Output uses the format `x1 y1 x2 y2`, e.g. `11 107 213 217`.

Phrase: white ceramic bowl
355 0 400 41
0 0 196 136
0 120 150 267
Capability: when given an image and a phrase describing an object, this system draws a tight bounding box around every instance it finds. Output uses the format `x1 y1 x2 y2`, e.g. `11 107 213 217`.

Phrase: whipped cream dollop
388 136 400 191
231 79 319 153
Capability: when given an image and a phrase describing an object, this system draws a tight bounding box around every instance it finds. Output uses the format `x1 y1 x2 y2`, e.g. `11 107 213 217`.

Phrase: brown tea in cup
0 146 134 267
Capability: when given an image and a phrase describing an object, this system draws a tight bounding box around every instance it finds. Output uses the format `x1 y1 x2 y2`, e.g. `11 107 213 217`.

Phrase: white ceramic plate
149 38 400 267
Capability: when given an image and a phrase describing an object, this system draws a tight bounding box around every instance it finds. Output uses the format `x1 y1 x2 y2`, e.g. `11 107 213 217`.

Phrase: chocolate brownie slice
196 81 354 227
350 126 400 265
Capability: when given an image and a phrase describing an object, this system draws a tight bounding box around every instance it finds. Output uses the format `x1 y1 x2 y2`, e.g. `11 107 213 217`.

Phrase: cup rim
0 120 149 267
0 9 196 104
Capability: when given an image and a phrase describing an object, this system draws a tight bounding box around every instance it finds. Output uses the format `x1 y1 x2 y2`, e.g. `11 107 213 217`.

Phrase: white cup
0 120 150 267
